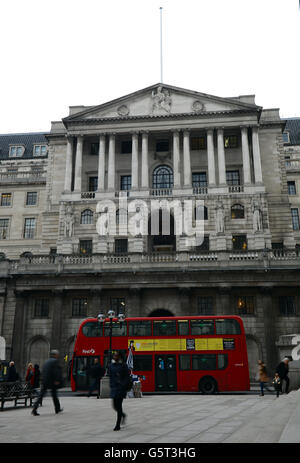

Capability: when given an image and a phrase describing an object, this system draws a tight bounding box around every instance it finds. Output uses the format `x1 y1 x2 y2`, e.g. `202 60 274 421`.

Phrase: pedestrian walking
32 364 40 391
87 358 105 398
109 351 131 431
7 361 19 382
257 360 269 396
272 373 281 398
31 350 63 416
275 357 290 394
25 363 35 387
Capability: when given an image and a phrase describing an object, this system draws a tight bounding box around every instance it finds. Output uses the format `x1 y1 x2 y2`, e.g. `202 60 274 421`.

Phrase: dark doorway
148 309 174 317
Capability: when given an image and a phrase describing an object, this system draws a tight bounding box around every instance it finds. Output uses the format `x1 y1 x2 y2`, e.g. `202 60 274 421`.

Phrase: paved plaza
1 389 300 443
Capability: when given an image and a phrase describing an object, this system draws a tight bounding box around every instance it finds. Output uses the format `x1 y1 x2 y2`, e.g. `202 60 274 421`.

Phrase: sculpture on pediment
192 100 205 113
117 105 129 116
64 204 75 238
215 200 225 234
252 198 263 232
152 86 171 113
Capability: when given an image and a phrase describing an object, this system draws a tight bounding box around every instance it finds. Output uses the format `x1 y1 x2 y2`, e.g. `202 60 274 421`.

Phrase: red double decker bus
71 315 250 393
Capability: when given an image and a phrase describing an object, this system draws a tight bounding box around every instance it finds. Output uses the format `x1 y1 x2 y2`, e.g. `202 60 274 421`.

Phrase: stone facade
0 84 300 383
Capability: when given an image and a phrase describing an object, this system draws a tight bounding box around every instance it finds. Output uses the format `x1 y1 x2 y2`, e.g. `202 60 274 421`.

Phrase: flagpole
160 6 163 83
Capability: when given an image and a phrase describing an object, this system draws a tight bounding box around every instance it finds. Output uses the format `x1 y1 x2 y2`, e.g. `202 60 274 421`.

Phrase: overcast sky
0 0 299 134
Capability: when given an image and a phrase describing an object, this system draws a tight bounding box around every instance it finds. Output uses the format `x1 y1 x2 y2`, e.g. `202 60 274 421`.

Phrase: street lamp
97 309 126 373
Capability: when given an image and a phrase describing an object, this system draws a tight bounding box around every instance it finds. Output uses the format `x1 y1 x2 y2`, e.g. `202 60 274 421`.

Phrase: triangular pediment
63 83 260 123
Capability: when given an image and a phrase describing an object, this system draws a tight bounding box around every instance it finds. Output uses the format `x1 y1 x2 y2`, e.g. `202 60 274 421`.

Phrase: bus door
155 355 177 392
72 356 100 390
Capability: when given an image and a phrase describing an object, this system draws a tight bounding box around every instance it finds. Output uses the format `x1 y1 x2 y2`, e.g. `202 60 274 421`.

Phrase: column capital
140 130 149 135
98 132 107 137
130 130 139 136
217 127 224 134
183 128 191 134
76 134 84 142
206 128 214 135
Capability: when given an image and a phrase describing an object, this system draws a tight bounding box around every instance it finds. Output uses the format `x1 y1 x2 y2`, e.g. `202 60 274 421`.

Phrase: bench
0 381 35 410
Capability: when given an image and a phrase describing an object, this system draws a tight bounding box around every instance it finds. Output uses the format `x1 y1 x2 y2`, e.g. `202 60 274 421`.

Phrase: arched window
231 204 244 219
152 165 173 189
81 209 93 224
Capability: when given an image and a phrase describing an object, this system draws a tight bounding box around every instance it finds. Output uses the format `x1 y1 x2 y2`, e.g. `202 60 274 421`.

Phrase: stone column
173 130 181 188
252 126 263 184
207 129 216 186
64 136 73 192
97 134 106 191
241 127 251 185
50 290 64 351
11 291 28 374
131 132 139 190
91 290 102 317
217 128 226 185
128 288 141 317
141 131 149 189
183 129 192 187
107 133 116 191
74 135 83 192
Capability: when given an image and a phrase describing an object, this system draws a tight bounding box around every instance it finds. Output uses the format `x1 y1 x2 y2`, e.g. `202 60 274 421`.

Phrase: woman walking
109 351 130 431
258 360 269 396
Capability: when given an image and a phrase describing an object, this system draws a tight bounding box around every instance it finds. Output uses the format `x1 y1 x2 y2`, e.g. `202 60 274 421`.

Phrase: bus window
104 321 127 336
133 355 152 371
192 354 217 370
129 320 152 336
82 322 103 337
216 319 241 335
191 319 214 335
179 355 190 370
218 354 228 370
178 320 189 336
153 320 176 336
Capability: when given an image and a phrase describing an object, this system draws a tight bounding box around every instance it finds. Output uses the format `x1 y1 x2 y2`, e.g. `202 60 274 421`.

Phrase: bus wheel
199 377 218 394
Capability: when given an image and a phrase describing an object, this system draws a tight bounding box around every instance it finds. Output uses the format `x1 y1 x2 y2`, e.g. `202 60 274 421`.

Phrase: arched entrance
148 309 174 317
28 337 49 369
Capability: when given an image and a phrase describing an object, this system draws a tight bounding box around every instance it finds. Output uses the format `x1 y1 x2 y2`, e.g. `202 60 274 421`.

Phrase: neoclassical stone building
0 84 300 381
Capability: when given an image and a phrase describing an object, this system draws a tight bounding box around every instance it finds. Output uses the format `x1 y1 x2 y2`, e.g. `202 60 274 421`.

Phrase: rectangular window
72 298 88 317
178 320 189 336
224 135 238 148
191 137 206 150
192 172 207 188
226 170 240 185
133 355 152 371
33 145 47 156
121 141 132 154
279 296 296 316
192 354 217 370
79 240 92 255
26 192 37 206
194 236 210 251
9 146 24 157
156 140 169 152
110 297 126 315
82 321 103 337
34 298 49 318
272 242 283 250
1 193 12 207
88 177 98 192
218 354 228 370
282 132 290 144
288 181 296 195
115 238 128 254
215 319 241 335
0 219 9 240
291 208 300 230
232 234 247 251
129 320 152 336
104 321 127 337
191 319 214 335
179 355 191 370
120 175 131 191
23 218 36 239
90 143 99 155
197 297 214 315
237 296 255 315
153 320 176 336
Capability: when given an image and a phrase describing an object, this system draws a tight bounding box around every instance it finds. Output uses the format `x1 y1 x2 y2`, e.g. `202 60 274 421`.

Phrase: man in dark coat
31 350 63 416
87 358 105 398
276 357 290 394
7 361 19 382
109 351 131 431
